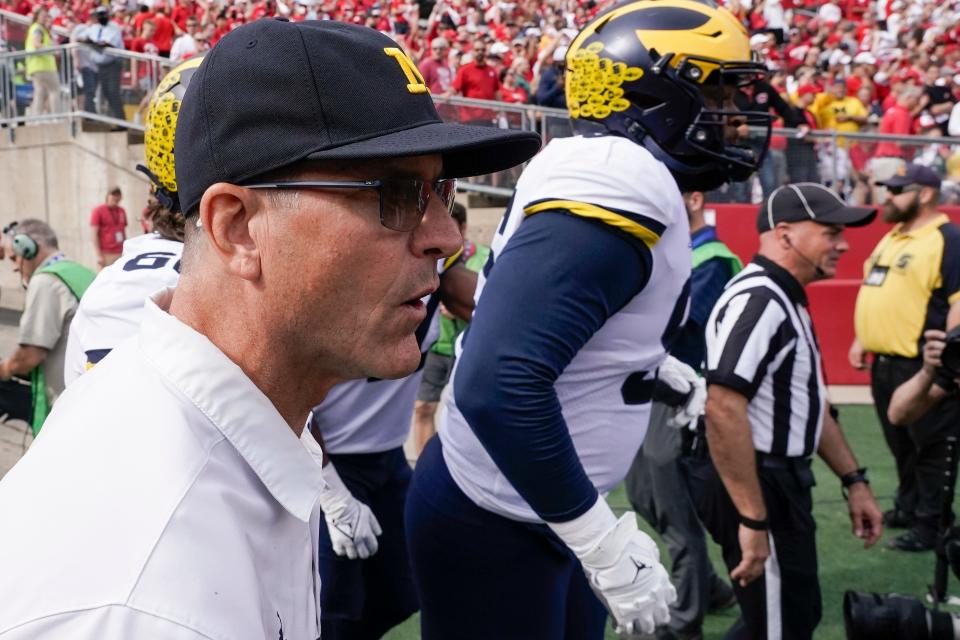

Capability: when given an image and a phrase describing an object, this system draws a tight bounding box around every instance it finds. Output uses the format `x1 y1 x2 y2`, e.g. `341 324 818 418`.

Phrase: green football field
385 405 958 640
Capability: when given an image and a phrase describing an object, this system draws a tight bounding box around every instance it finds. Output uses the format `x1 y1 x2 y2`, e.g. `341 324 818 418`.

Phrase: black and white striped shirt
705 255 826 458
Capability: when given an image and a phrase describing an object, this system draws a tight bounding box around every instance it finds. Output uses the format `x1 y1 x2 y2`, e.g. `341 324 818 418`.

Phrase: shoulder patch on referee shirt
522 199 665 249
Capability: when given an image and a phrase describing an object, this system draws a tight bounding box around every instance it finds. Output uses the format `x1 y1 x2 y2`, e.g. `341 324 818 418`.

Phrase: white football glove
319 463 383 560
549 501 676 637
301 424 383 560
657 355 707 431
581 513 676 636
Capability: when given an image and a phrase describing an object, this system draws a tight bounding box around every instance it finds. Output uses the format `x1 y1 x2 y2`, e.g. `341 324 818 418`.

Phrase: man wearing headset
0 220 94 434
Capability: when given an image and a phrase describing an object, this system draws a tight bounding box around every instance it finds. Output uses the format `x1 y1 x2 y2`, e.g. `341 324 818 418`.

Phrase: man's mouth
402 280 439 312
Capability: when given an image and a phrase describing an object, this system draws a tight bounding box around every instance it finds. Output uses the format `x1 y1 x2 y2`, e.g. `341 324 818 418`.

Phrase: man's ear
197 183 263 282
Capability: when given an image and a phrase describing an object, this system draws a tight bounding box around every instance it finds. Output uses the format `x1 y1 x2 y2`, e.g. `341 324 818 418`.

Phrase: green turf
385 405 952 639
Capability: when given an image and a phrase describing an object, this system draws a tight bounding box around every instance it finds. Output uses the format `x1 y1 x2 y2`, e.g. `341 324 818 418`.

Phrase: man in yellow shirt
25 7 58 116
850 164 960 552
814 78 868 191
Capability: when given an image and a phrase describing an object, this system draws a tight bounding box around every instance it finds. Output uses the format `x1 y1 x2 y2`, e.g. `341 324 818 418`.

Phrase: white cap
489 41 509 56
749 33 770 47
853 51 876 65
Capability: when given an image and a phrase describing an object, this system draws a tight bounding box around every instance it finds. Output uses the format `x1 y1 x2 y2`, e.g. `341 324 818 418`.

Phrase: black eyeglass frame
243 178 458 232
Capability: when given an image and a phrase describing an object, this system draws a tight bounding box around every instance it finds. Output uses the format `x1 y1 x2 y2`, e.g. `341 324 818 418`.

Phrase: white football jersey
64 234 182 386
311 258 448 454
439 135 691 522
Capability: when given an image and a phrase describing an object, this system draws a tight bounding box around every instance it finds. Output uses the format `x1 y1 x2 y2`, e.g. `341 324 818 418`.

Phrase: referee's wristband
738 514 769 531
840 467 869 500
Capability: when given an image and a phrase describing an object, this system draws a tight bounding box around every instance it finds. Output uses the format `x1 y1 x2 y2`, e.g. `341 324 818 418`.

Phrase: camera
844 438 960 640
844 588 960 639
939 326 960 378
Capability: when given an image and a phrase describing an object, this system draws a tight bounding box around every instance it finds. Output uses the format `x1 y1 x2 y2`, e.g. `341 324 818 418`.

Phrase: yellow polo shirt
854 214 960 357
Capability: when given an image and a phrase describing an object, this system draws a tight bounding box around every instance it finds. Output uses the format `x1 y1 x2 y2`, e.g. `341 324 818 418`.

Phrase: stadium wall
0 123 150 294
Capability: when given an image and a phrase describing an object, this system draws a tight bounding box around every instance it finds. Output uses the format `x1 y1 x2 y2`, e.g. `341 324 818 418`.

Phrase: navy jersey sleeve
453 211 652 523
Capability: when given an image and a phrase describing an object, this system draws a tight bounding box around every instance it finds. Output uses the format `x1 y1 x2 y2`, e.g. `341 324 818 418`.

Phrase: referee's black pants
685 455 820 640
871 355 960 532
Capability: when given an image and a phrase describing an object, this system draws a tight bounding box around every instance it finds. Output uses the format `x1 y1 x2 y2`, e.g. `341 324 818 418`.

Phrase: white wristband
546 497 618 557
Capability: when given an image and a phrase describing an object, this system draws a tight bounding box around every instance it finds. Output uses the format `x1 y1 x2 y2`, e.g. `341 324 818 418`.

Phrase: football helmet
138 55 204 213
565 0 772 191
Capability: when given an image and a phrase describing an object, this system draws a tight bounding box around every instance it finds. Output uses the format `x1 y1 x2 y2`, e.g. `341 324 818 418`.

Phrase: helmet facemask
620 52 773 191
565 0 775 192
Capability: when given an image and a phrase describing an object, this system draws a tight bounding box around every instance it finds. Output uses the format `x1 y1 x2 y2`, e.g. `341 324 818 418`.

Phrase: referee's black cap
174 18 542 216
874 163 942 190
757 183 876 232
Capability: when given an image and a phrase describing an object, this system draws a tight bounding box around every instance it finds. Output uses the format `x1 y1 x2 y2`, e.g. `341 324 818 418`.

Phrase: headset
3 222 38 261
784 235 826 278
11 235 38 260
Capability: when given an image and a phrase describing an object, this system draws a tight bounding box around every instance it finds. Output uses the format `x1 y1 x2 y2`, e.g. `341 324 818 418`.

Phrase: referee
693 183 883 639
849 163 960 551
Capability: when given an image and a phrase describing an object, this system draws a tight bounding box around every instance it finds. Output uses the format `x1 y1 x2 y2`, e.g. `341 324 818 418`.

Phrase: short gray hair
16 219 58 249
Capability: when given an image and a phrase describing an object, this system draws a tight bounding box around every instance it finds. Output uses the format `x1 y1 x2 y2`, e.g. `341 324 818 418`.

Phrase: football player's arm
438 261 477 322
454 211 675 634
454 211 652 522
302 415 382 560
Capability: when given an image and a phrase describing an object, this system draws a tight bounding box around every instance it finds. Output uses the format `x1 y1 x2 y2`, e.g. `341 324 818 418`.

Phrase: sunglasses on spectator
244 178 457 232
885 185 923 195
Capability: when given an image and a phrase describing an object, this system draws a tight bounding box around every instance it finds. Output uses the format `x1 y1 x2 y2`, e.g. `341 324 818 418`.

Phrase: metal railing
0 41 173 135
4 37 960 204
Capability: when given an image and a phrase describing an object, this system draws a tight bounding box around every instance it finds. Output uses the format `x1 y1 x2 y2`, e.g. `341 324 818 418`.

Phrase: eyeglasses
244 178 457 232
886 185 922 195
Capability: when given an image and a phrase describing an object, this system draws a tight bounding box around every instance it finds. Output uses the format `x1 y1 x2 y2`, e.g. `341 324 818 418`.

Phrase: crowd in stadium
6 0 960 202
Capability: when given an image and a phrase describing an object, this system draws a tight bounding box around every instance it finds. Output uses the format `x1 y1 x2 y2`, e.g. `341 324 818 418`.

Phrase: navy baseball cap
875 163 942 190
175 19 542 215
757 183 876 232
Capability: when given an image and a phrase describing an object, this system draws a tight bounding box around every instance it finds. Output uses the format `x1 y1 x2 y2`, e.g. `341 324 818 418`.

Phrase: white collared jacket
0 288 324 640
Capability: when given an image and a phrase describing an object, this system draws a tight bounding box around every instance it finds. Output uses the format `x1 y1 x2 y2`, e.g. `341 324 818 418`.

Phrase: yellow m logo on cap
384 47 429 94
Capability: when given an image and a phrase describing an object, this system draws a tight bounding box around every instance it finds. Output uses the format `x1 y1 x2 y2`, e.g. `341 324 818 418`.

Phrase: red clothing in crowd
133 10 154 33
845 0 869 20
129 35 161 64
419 56 454 94
151 12 176 54
500 85 528 104
452 61 500 100
170 1 200 30
452 60 501 123
875 103 915 158
90 204 128 255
